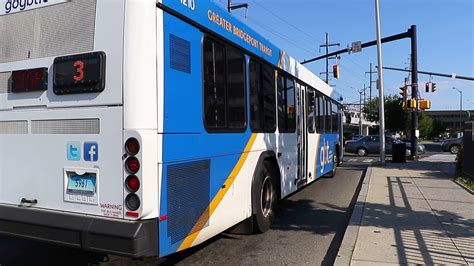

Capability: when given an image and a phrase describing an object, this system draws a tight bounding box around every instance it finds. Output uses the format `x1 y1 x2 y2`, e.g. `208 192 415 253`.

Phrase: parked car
441 137 463 154
345 135 425 156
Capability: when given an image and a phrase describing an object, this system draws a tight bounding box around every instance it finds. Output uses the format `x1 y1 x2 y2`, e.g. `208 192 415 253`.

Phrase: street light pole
453 87 463 131
375 0 386 163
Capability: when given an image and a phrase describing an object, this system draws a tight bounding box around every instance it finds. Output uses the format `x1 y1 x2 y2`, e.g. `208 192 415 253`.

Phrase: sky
216 0 474 111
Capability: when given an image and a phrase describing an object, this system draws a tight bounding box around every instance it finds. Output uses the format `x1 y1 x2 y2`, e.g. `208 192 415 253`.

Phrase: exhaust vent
0 120 28 134
31 119 100 134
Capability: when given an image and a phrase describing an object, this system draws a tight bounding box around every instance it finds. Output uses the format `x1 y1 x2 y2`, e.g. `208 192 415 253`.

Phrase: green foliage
455 146 473 190
418 113 434 139
363 95 409 132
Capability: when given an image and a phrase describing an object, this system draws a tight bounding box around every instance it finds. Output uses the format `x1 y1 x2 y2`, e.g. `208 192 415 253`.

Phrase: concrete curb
453 178 474 195
334 166 373 266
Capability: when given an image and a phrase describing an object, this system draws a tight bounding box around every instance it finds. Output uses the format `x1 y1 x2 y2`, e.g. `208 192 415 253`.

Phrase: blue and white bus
0 0 343 258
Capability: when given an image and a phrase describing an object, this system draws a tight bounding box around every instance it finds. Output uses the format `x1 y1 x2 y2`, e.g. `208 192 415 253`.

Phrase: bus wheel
325 152 337 178
253 162 276 233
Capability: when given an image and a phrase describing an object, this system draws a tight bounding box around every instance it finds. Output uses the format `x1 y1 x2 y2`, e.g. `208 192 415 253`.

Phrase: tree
363 95 409 133
418 113 433 139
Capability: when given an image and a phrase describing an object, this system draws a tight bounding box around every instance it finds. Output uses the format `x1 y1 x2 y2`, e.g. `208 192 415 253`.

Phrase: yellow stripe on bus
177 133 257 251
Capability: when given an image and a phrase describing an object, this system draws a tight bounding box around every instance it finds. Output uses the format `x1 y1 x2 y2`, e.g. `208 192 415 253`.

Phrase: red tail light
126 175 140 192
125 157 140 174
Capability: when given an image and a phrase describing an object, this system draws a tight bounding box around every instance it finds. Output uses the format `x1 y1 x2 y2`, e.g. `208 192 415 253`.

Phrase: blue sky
216 0 473 111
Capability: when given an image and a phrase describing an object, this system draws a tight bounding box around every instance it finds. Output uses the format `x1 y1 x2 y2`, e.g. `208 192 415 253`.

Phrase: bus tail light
125 138 140 156
126 175 140 192
126 211 139 218
125 193 140 211
125 157 140 174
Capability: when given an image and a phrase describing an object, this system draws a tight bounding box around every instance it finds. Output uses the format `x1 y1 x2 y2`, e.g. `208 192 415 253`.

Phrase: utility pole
375 0 386 163
319 33 340 84
365 63 377 101
359 91 362 136
453 87 463 131
410 25 419 159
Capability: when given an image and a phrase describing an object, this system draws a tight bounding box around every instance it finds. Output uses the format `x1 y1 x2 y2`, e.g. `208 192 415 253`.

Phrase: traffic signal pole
381 67 474 81
410 25 419 159
302 25 422 160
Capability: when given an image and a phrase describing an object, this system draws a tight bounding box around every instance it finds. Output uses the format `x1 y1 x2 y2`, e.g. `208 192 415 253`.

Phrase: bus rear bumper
0 204 158 258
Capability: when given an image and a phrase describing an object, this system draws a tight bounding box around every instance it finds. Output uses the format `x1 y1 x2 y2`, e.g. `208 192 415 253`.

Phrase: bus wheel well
227 151 280 235
262 155 281 201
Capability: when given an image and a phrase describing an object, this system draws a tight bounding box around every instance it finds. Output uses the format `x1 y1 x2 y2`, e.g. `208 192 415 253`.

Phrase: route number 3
73 60 85 81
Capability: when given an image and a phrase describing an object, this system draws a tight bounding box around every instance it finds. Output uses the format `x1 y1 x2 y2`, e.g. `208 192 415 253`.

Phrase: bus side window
203 38 246 132
277 75 286 132
307 90 315 133
278 74 296 133
203 39 226 128
262 64 276 132
333 102 339 134
249 60 262 132
319 95 326 133
250 60 276 133
326 99 332 133
286 79 296 133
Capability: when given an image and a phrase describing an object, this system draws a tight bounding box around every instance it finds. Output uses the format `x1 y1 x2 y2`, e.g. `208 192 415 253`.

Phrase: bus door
296 83 308 187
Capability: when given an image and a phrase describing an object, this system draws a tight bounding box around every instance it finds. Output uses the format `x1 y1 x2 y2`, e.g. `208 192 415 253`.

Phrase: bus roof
159 0 342 102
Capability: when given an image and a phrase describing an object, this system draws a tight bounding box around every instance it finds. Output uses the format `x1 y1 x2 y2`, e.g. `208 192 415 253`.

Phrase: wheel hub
260 176 273 218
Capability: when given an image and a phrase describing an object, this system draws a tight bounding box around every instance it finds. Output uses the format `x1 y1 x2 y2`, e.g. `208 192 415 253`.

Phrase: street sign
351 41 362 53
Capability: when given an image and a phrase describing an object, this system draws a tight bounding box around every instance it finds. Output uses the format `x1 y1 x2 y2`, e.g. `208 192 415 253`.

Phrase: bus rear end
0 0 159 257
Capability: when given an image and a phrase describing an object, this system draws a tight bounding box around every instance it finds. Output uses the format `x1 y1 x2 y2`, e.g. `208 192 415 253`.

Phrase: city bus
0 0 343 258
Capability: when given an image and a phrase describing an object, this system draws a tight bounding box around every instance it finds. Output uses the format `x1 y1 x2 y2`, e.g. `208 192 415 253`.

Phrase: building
343 108 377 137
424 110 472 131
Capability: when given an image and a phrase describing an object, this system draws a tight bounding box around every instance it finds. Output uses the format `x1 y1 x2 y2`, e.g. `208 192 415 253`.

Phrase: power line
234 13 317 56
339 63 369 83
248 0 324 46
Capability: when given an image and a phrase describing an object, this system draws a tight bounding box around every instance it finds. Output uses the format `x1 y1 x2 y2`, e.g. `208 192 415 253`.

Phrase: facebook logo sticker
67 142 81 161
84 142 99 162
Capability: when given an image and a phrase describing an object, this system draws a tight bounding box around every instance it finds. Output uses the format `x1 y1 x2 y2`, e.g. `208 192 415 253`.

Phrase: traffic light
425 82 431 93
432 83 437 92
419 99 431 110
400 86 407 109
409 98 417 109
333 64 340 79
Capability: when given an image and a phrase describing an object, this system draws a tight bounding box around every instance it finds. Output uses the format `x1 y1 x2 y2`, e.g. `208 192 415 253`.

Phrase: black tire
325 151 338 178
252 161 277 233
449 144 460 154
357 147 368 157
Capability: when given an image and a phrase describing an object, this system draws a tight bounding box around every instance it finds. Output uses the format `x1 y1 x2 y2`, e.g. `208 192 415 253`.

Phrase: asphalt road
158 160 368 266
0 143 445 265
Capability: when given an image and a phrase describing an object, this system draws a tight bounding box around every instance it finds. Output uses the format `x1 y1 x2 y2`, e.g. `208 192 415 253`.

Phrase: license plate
67 175 96 194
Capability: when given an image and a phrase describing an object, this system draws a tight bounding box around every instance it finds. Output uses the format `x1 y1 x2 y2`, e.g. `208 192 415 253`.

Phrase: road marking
363 159 373 163
348 159 357 162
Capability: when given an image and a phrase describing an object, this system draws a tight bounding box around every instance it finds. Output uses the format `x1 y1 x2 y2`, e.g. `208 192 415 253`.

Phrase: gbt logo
84 142 99 162
320 139 330 174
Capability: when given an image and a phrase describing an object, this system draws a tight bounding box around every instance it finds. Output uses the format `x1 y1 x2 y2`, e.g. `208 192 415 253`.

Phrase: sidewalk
336 154 474 265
